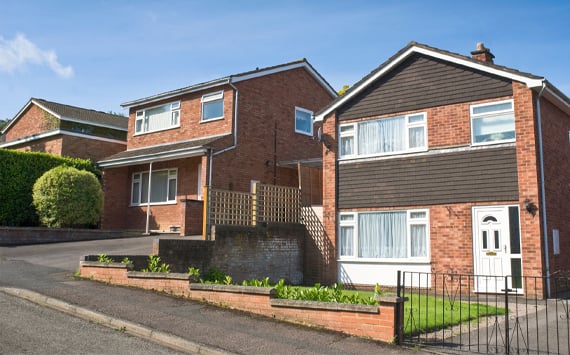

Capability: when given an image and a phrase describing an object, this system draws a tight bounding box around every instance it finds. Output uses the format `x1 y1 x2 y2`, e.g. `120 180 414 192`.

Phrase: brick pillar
322 112 338 284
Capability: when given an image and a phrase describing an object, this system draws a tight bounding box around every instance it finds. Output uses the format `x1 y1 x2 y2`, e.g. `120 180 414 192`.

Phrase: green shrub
0 149 99 226
32 166 103 228
121 257 133 264
142 255 170 273
202 268 228 283
97 254 113 263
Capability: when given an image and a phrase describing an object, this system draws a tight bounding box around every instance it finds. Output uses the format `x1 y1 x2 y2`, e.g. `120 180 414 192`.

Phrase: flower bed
79 258 405 343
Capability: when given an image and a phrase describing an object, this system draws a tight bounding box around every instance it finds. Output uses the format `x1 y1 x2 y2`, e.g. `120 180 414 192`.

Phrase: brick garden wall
153 223 305 284
78 262 404 343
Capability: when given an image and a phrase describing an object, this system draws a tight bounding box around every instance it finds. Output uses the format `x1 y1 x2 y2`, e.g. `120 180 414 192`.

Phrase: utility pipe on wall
535 81 550 297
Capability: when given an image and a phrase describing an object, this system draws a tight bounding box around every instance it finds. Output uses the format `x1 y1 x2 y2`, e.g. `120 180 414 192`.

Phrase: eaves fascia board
60 116 128 131
98 147 207 168
314 45 545 122
121 78 230 109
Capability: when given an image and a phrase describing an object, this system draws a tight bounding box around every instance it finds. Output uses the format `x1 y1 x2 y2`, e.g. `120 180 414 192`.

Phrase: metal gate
398 271 570 354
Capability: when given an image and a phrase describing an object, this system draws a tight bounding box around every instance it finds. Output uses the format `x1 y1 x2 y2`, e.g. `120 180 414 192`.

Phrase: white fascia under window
131 168 177 206
338 112 427 159
295 106 313 136
338 209 430 261
201 91 224 121
135 101 180 135
470 99 515 145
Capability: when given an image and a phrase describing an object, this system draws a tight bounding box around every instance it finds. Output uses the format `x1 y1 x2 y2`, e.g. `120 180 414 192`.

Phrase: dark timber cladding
337 54 513 120
338 146 518 208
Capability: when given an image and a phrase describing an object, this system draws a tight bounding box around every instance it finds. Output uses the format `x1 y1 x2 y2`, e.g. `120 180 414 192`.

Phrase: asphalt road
0 236 416 355
0 291 185 355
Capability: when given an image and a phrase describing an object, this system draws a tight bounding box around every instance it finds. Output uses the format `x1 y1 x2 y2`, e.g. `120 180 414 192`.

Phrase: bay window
131 169 177 205
338 209 429 260
339 112 427 159
470 99 515 145
135 101 180 134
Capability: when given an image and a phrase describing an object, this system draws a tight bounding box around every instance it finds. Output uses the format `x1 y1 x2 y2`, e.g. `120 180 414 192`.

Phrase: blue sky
1 0 569 120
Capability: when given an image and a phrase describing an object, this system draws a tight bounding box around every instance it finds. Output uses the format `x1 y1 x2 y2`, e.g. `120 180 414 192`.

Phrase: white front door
472 206 517 293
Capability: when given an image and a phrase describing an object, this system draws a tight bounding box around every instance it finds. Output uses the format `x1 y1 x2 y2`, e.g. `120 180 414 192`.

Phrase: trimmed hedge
0 149 99 226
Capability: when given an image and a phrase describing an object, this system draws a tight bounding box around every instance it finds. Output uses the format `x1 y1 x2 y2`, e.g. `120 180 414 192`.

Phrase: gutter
535 81 550 297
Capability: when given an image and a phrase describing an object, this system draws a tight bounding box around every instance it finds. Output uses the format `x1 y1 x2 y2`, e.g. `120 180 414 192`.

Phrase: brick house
98 59 336 236
315 42 570 296
0 98 128 161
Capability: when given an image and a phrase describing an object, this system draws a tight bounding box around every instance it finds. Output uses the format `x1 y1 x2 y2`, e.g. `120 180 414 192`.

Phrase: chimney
470 42 495 63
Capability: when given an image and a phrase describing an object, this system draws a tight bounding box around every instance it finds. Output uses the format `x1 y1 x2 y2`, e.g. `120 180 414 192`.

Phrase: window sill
200 116 224 123
471 139 516 147
133 125 180 136
295 129 313 137
338 258 430 264
130 201 177 207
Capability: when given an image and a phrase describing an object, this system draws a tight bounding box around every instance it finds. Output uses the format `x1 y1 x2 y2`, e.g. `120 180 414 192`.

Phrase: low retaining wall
79 260 404 343
0 227 143 246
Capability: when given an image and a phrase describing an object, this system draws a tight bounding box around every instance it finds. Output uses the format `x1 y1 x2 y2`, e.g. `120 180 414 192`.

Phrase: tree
337 84 350 96
32 166 103 228
0 118 10 131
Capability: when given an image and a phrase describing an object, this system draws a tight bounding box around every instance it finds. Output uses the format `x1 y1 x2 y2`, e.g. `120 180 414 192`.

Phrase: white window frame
294 106 313 136
338 209 430 261
134 101 180 135
338 112 427 159
470 99 515 146
131 168 177 206
201 91 224 122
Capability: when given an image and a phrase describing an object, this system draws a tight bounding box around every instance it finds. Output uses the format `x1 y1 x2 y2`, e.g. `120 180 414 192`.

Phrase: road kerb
0 287 230 355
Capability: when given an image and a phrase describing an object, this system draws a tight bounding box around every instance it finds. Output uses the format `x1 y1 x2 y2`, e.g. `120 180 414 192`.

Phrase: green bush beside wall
0 149 99 226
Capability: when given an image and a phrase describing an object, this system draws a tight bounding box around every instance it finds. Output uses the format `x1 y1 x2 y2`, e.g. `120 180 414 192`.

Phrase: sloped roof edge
121 59 337 109
314 41 559 121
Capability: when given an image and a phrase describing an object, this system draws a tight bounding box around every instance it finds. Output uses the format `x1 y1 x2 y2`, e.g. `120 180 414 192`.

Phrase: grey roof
98 135 229 167
33 98 128 129
315 41 570 119
121 58 337 108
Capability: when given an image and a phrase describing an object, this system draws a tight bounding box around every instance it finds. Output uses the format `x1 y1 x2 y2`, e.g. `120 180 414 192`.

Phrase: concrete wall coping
189 283 276 296
270 298 379 313
80 261 133 269
375 295 409 304
127 271 191 280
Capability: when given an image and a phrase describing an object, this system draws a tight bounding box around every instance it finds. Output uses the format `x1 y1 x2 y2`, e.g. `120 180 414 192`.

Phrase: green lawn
275 285 506 336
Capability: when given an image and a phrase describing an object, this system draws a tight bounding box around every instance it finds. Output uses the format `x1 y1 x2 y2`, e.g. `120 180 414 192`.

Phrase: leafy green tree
0 118 10 131
32 166 103 228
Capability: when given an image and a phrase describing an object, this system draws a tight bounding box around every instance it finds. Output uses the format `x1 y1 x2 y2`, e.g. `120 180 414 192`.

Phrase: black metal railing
397 271 570 354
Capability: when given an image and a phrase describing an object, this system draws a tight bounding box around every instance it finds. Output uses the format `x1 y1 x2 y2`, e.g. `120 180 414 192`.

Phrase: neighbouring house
315 42 570 297
98 59 336 236
0 98 128 162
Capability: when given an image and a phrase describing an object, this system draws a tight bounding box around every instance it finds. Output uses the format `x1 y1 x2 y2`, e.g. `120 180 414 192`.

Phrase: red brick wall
321 112 338 283
61 134 126 161
208 67 333 192
11 136 63 155
101 158 202 232
540 96 570 274
4 104 58 141
126 87 235 150
322 81 547 290
512 82 544 280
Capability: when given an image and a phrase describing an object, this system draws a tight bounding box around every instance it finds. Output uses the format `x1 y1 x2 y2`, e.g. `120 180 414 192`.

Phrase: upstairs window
201 91 224 121
338 112 427 159
471 100 515 145
131 169 177 205
135 101 180 134
295 107 313 136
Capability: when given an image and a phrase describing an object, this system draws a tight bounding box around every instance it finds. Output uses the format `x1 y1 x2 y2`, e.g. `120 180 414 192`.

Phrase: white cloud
0 33 73 78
